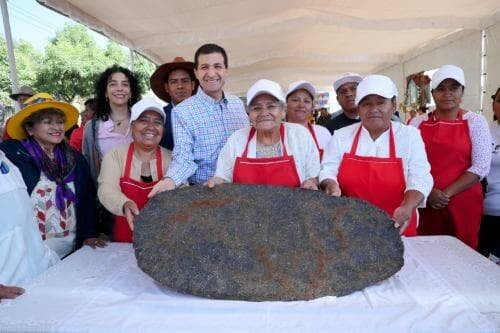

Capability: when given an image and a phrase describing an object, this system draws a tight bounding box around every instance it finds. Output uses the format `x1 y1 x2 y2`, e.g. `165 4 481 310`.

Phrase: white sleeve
467 114 492 179
301 129 321 180
319 133 344 183
404 127 433 205
214 132 238 182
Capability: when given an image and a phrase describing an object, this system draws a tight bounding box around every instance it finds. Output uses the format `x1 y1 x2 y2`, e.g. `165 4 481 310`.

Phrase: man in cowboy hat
9 85 35 106
150 57 197 151
3 86 36 140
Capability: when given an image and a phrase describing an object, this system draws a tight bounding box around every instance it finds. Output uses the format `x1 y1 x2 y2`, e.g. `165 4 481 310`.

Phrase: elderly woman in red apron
98 98 172 242
320 75 433 236
285 81 332 161
410 65 491 249
206 79 320 189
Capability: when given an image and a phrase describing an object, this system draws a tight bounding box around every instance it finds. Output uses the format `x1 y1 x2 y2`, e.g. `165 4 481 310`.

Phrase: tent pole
129 48 135 72
0 0 20 111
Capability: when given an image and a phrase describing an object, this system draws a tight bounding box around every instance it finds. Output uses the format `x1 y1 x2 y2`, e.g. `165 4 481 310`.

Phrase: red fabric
69 126 84 152
307 123 324 161
233 124 301 188
114 144 163 242
417 110 483 249
337 124 417 236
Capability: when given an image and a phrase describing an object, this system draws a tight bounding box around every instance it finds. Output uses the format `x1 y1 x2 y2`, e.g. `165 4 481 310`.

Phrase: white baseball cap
246 79 285 106
355 75 398 105
333 72 363 92
431 64 466 90
285 80 316 100
131 97 166 121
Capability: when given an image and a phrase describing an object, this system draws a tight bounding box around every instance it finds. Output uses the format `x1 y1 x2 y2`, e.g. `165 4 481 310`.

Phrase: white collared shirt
215 122 320 183
319 122 433 202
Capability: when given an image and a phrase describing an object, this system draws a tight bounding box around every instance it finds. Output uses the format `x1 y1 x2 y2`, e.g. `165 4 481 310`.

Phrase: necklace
110 115 129 127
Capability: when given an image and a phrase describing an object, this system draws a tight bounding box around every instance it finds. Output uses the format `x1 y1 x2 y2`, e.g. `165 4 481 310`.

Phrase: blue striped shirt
167 88 249 185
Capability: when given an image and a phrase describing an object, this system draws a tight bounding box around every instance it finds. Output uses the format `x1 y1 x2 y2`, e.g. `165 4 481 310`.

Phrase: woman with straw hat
0 93 106 258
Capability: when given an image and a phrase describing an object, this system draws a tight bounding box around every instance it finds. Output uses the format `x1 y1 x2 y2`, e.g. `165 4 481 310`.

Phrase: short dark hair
194 43 228 69
22 108 66 135
94 65 142 121
84 98 96 110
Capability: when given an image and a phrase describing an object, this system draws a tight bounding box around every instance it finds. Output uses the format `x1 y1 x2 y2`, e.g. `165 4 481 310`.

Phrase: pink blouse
97 119 133 158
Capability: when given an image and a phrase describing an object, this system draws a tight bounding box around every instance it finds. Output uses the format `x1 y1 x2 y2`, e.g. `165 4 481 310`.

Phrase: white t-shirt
484 122 500 216
215 122 320 183
0 152 59 285
319 121 433 203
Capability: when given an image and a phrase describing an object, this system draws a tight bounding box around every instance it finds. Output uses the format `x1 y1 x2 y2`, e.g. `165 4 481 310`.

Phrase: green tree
0 38 42 111
0 38 11 107
36 24 106 102
133 52 156 94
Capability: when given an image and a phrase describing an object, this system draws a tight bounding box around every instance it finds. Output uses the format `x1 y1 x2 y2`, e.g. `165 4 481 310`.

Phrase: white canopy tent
37 0 500 119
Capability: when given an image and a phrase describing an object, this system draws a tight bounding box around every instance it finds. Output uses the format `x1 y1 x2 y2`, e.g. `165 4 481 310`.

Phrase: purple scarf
22 138 77 211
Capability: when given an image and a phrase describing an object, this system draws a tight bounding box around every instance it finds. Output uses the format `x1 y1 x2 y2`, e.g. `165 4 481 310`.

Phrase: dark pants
478 214 500 257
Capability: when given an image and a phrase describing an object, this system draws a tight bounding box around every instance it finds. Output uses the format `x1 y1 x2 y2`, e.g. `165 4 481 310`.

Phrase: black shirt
324 112 360 134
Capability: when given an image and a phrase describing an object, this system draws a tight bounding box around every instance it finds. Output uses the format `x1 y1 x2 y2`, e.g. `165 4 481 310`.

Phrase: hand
123 200 140 231
84 236 107 249
321 179 341 196
392 205 412 235
148 177 176 198
301 178 319 190
204 177 226 188
427 188 450 209
0 284 24 302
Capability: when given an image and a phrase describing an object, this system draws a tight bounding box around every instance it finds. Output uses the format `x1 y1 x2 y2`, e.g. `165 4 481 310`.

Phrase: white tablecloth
1 236 499 332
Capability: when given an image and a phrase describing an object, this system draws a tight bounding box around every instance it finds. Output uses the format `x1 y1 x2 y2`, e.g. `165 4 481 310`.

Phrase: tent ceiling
38 0 500 95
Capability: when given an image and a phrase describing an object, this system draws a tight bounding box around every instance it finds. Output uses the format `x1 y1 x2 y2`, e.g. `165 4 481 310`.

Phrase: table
1 236 499 332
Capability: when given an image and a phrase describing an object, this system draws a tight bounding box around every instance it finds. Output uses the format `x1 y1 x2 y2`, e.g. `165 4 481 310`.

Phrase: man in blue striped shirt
149 44 249 196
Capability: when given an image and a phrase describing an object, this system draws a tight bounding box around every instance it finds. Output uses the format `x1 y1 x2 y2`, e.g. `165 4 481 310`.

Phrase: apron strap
124 143 164 180
242 124 289 158
350 123 396 158
307 123 321 153
123 143 135 178
155 147 163 179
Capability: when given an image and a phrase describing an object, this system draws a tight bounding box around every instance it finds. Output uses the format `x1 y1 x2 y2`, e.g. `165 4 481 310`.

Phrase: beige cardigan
97 144 172 216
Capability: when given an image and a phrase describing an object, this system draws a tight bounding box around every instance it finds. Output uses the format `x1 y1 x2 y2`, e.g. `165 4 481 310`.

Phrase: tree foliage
1 23 156 106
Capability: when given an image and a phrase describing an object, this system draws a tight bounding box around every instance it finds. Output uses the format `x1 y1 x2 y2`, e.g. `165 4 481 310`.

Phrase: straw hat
7 93 79 140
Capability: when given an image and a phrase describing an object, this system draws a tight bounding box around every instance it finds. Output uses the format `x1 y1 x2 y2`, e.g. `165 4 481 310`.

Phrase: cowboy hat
150 57 197 103
9 86 35 101
7 93 79 140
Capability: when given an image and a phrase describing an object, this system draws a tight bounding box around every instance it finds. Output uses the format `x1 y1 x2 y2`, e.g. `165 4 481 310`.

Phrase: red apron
337 124 418 236
417 110 483 249
307 123 324 161
233 124 301 187
114 144 163 242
